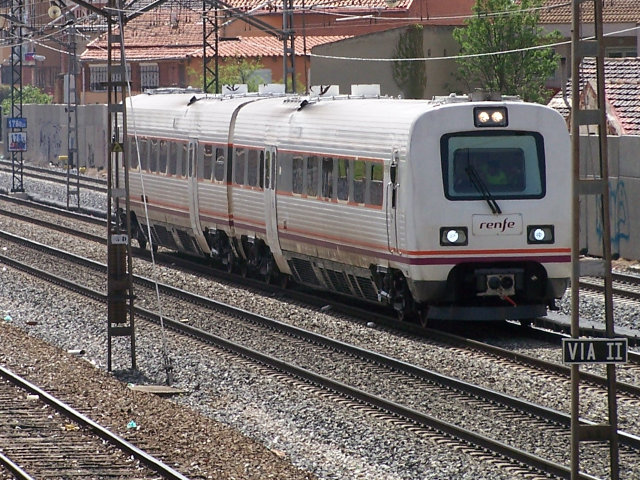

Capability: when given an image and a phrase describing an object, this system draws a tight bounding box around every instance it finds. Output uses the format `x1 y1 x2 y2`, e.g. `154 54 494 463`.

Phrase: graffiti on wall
594 179 630 256
39 122 62 165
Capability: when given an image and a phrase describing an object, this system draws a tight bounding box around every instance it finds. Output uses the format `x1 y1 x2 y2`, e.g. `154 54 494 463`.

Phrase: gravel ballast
2 170 640 479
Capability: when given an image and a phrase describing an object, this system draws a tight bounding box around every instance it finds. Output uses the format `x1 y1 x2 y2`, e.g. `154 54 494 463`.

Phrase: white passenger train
122 89 571 323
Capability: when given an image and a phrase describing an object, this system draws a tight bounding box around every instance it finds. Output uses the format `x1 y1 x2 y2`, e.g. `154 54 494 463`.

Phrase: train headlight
440 227 468 246
527 225 554 244
474 107 508 127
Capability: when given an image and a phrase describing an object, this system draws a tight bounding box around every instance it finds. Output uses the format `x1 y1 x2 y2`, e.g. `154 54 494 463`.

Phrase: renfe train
121 89 572 324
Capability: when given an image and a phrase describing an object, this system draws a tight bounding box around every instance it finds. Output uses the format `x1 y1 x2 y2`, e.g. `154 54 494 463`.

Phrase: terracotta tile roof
540 0 640 24
80 11 349 61
127 0 413 13
548 58 640 135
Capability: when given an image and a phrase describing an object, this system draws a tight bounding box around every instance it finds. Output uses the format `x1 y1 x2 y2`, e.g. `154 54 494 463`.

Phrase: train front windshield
441 131 545 200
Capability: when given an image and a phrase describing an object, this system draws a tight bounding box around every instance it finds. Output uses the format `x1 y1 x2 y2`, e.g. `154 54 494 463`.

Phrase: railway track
3 228 640 479
0 159 107 194
0 365 189 479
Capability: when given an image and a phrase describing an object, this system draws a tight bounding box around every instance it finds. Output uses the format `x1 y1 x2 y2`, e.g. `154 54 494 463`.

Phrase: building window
140 63 159 90
606 47 637 58
89 65 107 91
89 64 131 91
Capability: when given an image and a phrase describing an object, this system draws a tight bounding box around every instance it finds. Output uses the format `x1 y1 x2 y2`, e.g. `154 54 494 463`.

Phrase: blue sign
7 117 27 129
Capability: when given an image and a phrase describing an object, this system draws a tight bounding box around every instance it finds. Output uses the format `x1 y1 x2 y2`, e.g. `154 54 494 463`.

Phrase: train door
386 149 400 252
187 139 210 253
264 146 285 268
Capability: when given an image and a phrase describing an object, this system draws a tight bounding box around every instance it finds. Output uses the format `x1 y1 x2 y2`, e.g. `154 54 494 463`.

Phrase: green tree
220 58 265 91
188 58 266 93
392 24 427 99
1 85 52 115
453 0 561 103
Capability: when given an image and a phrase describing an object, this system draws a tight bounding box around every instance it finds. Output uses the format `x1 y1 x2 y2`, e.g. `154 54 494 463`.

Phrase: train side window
168 141 177 175
278 154 292 192
337 158 349 201
369 162 383 206
128 139 139 169
181 143 188 177
149 139 159 173
247 149 259 187
306 155 319 197
292 156 304 194
203 144 214 180
322 157 334 199
139 138 148 171
353 160 365 203
158 140 168 174
265 150 271 188
259 151 265 188
234 148 247 185
214 147 225 182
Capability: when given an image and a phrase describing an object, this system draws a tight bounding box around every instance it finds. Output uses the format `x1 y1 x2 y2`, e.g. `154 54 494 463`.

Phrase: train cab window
234 148 247 185
158 140 168 174
352 160 365 203
247 149 259 187
306 156 319 197
369 163 384 206
441 132 544 200
214 147 226 182
149 139 159 173
337 159 349 201
168 142 177 176
321 157 334 199
203 144 214 180
292 156 304 194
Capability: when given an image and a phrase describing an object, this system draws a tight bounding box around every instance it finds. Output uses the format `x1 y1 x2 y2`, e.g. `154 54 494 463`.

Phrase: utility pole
105 0 136 371
9 0 24 194
569 0 623 477
66 21 80 210
202 0 220 93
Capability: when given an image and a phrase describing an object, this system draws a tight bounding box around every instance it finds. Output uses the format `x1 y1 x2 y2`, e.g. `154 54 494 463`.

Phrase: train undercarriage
129 214 557 326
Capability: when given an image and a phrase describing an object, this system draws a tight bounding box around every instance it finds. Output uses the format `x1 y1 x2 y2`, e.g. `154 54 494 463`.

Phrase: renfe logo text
478 218 516 233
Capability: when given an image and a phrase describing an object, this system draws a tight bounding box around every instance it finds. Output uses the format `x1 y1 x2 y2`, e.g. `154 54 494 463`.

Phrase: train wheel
418 307 429 328
225 252 234 273
519 318 533 328
240 262 249 278
263 256 276 284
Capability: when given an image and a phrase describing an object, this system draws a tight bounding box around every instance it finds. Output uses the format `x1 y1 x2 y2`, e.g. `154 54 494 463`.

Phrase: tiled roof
125 0 413 12
80 11 349 60
548 58 640 135
540 0 640 24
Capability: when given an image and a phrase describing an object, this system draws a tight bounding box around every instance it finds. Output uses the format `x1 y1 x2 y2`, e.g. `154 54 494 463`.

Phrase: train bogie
123 90 571 323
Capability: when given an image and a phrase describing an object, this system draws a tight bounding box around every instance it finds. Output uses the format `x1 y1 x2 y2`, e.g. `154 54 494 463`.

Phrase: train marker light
440 227 468 246
527 225 554 244
474 107 508 127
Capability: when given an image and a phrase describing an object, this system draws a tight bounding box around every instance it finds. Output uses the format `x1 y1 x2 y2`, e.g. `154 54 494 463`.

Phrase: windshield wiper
465 165 502 214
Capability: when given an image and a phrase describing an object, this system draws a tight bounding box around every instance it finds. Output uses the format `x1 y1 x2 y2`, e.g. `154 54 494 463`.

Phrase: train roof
124 91 554 158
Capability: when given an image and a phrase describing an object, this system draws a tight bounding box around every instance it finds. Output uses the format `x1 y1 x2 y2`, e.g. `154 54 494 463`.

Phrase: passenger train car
122 89 571 324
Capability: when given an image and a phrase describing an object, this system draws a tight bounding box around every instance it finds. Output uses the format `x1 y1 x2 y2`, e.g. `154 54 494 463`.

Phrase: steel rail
0 452 36 480
0 365 190 480
0 247 632 479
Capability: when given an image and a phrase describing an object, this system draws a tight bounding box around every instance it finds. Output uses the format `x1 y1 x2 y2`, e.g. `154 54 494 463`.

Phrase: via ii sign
562 338 628 364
